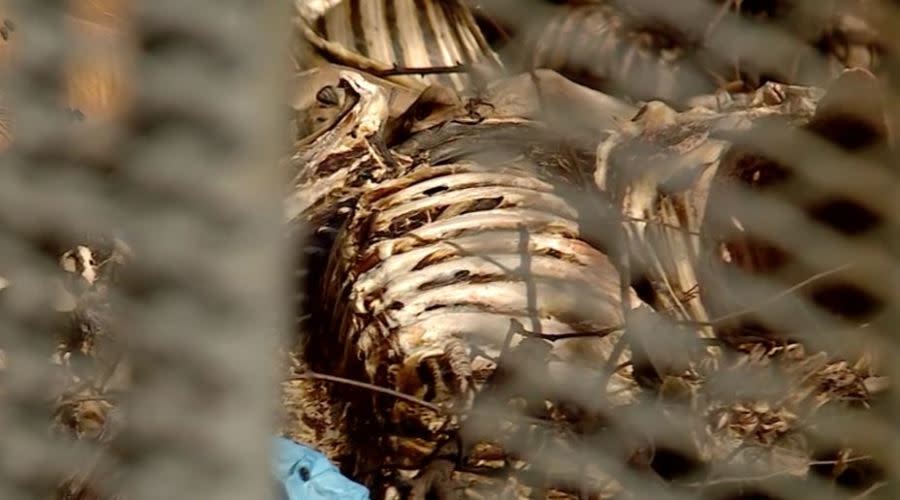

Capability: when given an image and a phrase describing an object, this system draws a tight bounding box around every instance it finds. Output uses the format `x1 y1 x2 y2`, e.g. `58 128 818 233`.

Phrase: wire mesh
1 0 898 500
0 0 291 499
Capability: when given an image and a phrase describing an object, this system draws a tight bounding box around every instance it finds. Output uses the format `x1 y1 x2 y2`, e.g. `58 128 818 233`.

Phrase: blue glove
274 437 370 500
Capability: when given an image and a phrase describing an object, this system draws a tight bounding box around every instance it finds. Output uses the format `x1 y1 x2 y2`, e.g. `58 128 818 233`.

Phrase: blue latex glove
274 437 370 500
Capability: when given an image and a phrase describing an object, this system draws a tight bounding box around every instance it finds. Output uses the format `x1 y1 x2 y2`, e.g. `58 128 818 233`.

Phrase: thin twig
293 17 426 90
288 371 442 413
508 263 855 344
518 224 541 335
57 394 117 406
687 454 877 488
407 233 516 275
676 263 855 328
688 468 795 487
704 0 736 40
623 215 702 236
808 455 874 467
522 325 623 342
372 64 469 78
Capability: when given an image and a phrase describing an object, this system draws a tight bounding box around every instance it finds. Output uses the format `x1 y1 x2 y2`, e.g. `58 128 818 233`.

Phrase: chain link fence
0 0 291 499
1 0 898 499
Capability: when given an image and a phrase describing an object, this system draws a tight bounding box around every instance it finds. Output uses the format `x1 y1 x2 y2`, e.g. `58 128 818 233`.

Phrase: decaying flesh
291 70 643 497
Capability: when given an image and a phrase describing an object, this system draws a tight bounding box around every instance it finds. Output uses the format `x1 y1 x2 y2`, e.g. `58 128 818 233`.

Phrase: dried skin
595 81 822 327
285 70 398 225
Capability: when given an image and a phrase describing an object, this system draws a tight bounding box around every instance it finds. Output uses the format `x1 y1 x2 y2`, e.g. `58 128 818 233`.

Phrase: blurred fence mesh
1 0 899 499
0 0 290 499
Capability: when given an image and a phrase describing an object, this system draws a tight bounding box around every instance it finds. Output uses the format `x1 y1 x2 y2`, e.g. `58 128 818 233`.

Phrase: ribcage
293 72 638 495
295 0 501 92
325 153 633 383
516 0 885 104
520 2 716 104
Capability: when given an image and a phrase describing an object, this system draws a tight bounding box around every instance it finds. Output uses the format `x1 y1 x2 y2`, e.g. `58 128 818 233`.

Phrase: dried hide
595 80 824 329
595 67 892 357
